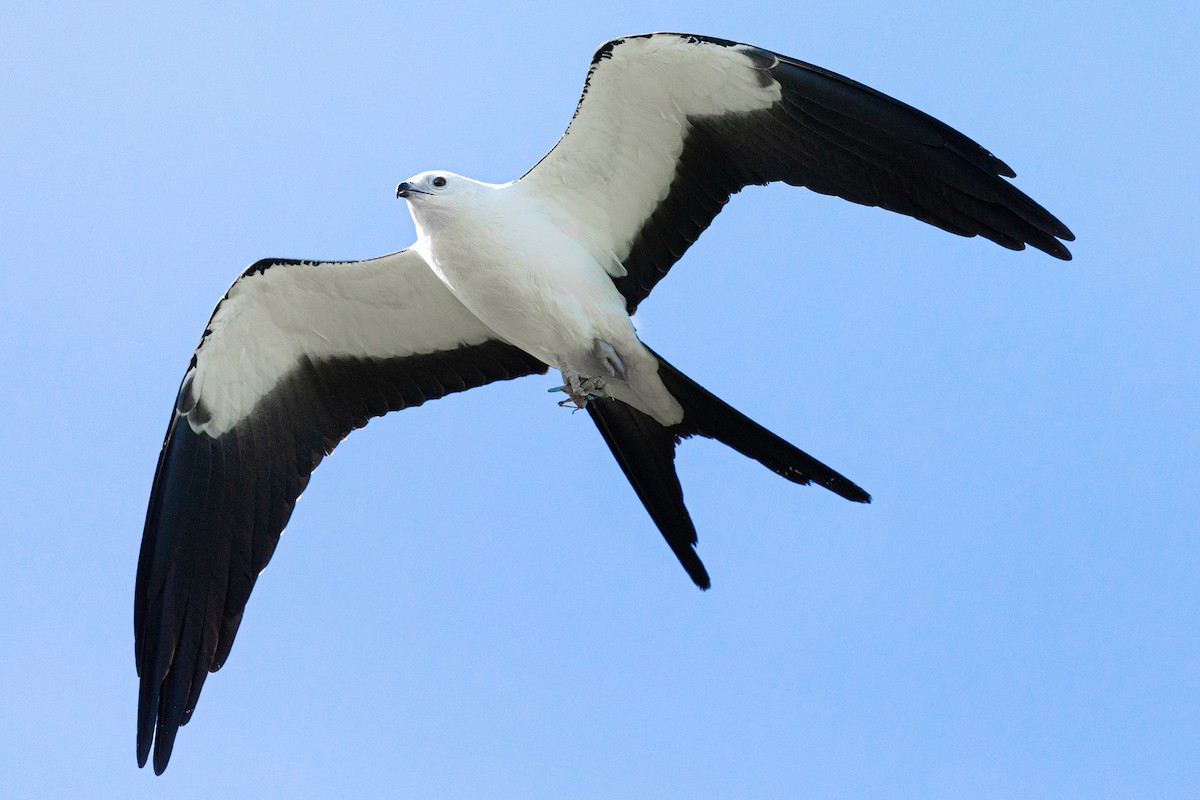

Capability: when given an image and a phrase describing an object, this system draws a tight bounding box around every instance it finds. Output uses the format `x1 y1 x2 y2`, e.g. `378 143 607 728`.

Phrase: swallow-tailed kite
135 32 1073 773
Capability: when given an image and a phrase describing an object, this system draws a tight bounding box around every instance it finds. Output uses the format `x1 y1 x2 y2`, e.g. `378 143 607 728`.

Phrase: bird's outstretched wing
520 33 1075 312
134 249 547 773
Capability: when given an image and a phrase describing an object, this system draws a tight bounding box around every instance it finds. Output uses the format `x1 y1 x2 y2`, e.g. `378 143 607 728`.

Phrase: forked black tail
586 349 870 589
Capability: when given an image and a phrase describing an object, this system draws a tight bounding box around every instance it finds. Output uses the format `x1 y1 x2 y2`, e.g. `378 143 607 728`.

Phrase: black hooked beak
396 181 429 199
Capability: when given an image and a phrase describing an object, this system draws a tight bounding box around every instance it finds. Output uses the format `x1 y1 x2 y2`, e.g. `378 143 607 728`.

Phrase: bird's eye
432 176 447 188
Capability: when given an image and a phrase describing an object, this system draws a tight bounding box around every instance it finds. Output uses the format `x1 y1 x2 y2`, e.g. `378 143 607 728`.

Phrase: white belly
417 211 634 374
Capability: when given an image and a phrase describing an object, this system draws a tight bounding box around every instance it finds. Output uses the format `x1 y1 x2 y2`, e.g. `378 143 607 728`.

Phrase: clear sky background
1 2 1196 798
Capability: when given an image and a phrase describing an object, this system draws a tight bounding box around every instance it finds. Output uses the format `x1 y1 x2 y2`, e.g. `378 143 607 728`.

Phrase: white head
395 171 496 227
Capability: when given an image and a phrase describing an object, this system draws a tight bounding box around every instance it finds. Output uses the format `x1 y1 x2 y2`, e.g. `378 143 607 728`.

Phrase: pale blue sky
2 1 1197 798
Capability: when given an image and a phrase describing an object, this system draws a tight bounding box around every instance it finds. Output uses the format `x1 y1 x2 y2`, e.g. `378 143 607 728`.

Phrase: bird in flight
135 32 1073 773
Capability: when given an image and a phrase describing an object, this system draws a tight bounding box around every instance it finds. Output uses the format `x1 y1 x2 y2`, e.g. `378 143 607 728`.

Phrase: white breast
412 182 635 372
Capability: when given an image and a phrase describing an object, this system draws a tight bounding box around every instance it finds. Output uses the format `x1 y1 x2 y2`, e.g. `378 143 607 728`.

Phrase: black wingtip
991 157 1017 179
842 484 873 504
1042 230 1074 261
153 721 179 775
136 683 180 774
136 675 158 769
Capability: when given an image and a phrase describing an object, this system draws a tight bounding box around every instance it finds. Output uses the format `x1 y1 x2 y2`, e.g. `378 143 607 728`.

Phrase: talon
579 377 611 400
556 397 586 412
550 374 608 410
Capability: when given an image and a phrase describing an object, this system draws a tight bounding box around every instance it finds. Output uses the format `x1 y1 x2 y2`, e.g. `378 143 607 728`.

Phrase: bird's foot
549 374 610 411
